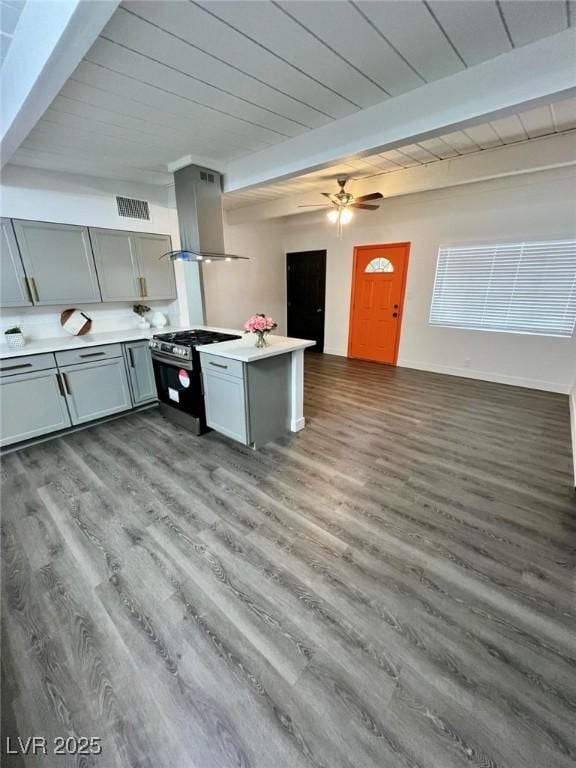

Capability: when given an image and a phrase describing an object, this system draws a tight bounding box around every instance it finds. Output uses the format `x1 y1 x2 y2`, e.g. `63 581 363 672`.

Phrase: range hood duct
172 164 246 262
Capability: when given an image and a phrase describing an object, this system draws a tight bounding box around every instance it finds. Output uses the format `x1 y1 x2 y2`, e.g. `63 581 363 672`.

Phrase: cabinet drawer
200 353 244 379
0 353 57 377
55 343 122 367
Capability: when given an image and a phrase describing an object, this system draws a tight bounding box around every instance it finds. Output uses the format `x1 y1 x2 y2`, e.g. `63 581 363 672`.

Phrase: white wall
0 165 191 339
203 219 287 334
282 167 576 393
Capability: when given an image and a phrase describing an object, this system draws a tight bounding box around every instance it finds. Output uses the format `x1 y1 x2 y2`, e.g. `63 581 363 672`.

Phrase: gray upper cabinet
89 228 175 302
90 228 140 301
135 233 176 300
60 357 132 425
0 367 71 447
12 220 101 305
0 218 32 307
124 340 157 405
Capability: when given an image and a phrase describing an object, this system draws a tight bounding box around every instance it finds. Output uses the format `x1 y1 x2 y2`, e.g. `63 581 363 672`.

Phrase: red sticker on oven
178 369 190 388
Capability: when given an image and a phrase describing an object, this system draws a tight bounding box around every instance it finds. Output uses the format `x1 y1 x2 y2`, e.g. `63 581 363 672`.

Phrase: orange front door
348 243 410 364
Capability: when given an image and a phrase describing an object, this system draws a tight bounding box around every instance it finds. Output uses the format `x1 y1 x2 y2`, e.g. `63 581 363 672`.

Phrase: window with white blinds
429 240 576 337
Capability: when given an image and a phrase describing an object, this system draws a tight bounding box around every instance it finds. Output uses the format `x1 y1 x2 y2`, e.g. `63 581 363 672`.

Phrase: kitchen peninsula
0 326 314 450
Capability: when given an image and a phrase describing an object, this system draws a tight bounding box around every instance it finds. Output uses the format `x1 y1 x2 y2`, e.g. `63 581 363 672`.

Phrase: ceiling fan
299 177 384 237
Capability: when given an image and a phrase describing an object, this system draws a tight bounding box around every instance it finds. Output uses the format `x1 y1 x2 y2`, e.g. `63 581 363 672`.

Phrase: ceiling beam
0 0 120 167
225 130 576 224
223 29 576 193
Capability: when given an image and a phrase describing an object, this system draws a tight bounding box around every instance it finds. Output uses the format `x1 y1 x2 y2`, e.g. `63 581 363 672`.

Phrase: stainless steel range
149 329 240 434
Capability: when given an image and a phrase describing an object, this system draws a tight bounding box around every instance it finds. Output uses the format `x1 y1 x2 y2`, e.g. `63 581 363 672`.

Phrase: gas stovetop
149 329 241 362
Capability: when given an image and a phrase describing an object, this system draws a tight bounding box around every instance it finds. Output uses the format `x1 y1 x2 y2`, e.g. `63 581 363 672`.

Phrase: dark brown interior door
286 250 326 352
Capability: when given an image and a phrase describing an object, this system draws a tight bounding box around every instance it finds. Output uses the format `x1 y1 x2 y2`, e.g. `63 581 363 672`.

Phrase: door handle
209 361 228 369
128 348 135 368
30 277 39 302
139 277 148 297
2 362 32 371
142 277 148 297
392 312 398 318
62 372 72 395
56 372 66 397
79 351 105 358
24 277 34 303
316 308 323 313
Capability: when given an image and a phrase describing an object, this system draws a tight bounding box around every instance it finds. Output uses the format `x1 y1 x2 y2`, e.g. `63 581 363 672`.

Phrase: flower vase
255 331 268 348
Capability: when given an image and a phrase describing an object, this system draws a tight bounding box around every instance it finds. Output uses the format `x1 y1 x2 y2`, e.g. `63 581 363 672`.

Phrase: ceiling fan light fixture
340 208 353 224
327 209 339 223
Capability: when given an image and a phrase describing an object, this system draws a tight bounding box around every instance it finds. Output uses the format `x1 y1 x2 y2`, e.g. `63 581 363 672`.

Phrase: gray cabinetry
90 228 140 301
12 220 101 305
0 368 71 447
0 218 32 308
60 356 132 425
89 228 175 302
124 340 157 405
201 352 290 448
135 233 175 300
203 366 248 444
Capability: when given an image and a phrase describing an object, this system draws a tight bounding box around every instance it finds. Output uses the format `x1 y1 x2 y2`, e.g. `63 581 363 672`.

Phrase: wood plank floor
2 353 575 768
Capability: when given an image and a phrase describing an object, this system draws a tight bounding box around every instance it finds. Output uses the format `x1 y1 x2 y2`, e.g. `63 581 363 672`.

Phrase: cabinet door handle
138 277 144 297
30 277 39 302
142 277 148 297
24 277 34 303
2 362 32 371
128 349 135 368
56 372 66 397
209 361 228 369
79 351 105 358
62 372 72 395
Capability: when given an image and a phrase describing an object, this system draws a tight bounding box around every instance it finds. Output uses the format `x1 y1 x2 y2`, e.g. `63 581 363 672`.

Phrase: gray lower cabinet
201 352 290 448
12 220 101 305
0 368 71 447
0 218 32 308
124 341 157 405
203 366 249 444
60 357 132 425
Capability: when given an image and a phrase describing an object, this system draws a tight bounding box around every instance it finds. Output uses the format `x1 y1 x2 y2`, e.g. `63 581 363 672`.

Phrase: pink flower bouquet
244 313 277 348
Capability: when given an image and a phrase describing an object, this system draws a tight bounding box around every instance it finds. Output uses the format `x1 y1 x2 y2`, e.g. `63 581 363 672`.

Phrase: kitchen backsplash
0 301 180 343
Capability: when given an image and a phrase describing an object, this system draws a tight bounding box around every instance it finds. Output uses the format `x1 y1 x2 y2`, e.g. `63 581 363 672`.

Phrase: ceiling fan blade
349 203 379 210
353 192 383 203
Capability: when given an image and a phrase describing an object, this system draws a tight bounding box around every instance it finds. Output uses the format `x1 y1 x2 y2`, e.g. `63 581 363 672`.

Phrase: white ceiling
6 0 575 186
222 95 576 209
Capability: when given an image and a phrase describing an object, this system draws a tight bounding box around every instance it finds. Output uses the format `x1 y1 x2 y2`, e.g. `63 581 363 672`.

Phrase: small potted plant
244 314 277 348
133 304 151 329
4 325 26 350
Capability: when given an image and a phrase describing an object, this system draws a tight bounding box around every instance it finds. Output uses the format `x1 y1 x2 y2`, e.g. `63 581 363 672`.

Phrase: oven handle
151 352 194 371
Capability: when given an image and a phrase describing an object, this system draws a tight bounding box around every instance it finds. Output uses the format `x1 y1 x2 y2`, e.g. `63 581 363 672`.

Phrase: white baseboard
396 358 569 394
570 387 576 488
290 417 306 432
323 347 347 357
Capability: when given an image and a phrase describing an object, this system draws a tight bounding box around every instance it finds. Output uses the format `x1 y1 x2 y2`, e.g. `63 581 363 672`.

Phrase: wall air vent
116 196 150 220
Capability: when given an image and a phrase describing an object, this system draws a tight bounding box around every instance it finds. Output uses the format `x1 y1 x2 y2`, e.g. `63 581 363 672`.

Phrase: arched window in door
365 257 394 273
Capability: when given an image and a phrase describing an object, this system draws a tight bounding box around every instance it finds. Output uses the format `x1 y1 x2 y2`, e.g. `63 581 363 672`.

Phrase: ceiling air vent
116 196 150 220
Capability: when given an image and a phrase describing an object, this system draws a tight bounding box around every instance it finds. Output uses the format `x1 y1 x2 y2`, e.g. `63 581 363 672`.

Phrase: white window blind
429 240 576 337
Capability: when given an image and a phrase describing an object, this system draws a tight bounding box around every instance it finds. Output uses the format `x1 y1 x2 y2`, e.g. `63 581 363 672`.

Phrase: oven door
152 356 204 422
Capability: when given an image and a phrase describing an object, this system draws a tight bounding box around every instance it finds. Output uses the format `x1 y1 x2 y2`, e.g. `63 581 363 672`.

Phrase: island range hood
170 164 247 263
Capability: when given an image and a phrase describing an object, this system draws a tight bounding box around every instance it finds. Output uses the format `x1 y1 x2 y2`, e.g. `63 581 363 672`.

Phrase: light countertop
197 334 315 362
0 325 315 361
